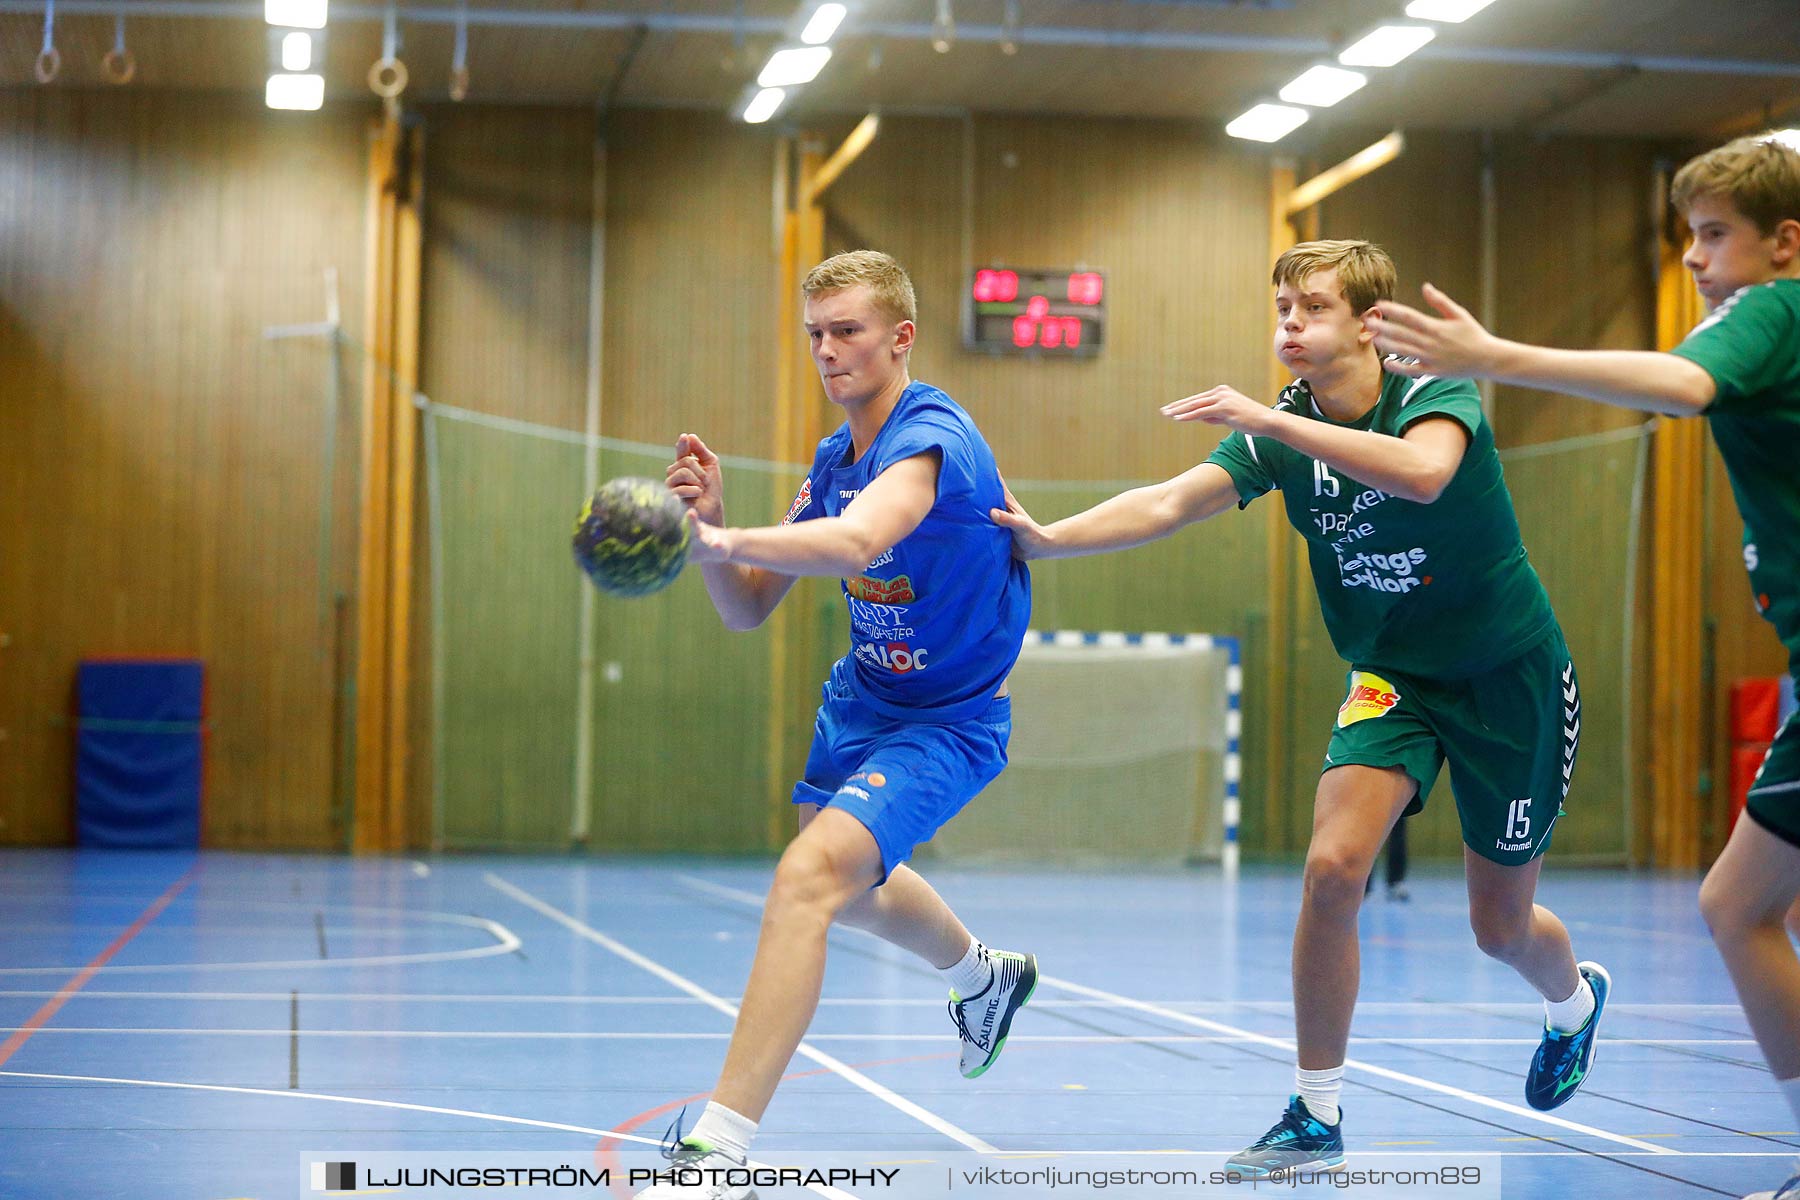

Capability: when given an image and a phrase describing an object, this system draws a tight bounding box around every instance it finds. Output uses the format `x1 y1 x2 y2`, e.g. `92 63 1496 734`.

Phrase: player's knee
1469 909 1530 962
768 841 855 922
1302 848 1368 915
1697 869 1734 938
1697 864 1771 941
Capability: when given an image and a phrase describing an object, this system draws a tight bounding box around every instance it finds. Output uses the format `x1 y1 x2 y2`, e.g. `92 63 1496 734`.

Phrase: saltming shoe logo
1337 672 1401 727
311 1162 356 1191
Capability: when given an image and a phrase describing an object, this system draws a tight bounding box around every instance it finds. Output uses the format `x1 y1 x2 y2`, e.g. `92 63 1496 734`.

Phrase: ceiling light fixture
1338 24 1435 68
1404 0 1499 22
1226 103 1309 143
800 3 847 45
266 72 324 109
1279 65 1367 108
742 87 787 124
758 45 832 87
265 0 327 30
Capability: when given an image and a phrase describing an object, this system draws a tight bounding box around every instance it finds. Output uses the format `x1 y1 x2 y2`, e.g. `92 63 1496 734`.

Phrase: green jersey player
994 239 1609 1178
1372 133 1800 1200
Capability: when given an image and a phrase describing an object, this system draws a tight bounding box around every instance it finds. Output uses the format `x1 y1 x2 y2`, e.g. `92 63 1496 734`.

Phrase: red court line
0 864 198 1070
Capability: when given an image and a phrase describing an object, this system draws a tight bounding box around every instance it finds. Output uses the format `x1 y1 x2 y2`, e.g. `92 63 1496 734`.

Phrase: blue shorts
792 660 1012 884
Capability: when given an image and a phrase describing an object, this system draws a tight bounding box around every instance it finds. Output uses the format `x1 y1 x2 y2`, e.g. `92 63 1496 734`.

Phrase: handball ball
571 477 691 597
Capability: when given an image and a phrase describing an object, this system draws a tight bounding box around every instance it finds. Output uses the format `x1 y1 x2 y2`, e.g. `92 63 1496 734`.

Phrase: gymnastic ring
101 48 136 85
368 56 408 99
35 47 60 84
448 65 468 102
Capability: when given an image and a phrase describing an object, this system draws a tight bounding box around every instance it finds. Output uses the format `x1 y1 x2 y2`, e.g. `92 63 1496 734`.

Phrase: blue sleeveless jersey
785 381 1031 723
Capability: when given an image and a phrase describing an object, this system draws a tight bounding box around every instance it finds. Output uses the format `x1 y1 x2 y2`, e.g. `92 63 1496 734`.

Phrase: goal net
920 631 1240 869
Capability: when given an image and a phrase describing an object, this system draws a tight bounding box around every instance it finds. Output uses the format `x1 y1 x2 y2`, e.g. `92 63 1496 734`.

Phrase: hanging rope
35 0 60 84
448 0 469 101
101 12 137 85
368 1 409 101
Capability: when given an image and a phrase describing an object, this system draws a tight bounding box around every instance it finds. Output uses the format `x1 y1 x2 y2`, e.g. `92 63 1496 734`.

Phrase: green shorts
1322 626 1579 866
1746 699 1800 850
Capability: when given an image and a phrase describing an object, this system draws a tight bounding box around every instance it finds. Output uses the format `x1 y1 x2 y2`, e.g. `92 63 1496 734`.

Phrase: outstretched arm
990 461 1241 561
683 452 940 626
1164 385 1469 504
1369 283 1715 416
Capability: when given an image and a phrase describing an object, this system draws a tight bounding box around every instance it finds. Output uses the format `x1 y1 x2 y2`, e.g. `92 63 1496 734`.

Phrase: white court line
0 910 521 975
0 1070 858 1200
0 1074 1787 1167
0 989 1755 1014
674 874 1681 1157
0 1028 1762 1049
0 1068 663 1145
484 871 998 1155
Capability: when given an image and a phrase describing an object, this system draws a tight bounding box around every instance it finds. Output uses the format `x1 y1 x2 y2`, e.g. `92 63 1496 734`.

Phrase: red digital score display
965 267 1106 356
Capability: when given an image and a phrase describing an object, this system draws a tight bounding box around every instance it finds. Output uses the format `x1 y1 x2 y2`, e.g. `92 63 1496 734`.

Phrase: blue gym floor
0 850 1793 1199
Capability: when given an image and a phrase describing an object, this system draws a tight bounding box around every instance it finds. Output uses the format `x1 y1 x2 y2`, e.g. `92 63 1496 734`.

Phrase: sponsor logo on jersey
848 771 888 789
856 641 930 673
1338 547 1431 592
847 598 911 631
783 478 813 524
845 574 917 604
1337 671 1401 727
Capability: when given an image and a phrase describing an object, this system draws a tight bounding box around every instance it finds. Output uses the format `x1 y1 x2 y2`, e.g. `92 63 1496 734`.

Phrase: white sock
1545 975 1596 1034
941 938 993 998
1296 1065 1344 1126
688 1101 756 1163
1780 1075 1800 1129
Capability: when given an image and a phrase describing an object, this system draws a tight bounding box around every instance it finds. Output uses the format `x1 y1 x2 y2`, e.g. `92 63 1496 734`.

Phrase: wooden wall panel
1317 131 1484 331
1490 137 1660 445
0 91 367 847
419 105 596 431
600 109 780 458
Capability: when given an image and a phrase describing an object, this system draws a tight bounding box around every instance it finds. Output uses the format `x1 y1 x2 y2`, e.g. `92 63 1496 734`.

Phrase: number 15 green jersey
1207 370 1558 680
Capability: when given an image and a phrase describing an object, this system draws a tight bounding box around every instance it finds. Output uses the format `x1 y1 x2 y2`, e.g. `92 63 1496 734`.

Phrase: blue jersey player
641 251 1036 1200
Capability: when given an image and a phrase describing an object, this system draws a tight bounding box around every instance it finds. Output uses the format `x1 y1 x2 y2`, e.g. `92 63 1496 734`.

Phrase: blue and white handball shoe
1524 960 1611 1111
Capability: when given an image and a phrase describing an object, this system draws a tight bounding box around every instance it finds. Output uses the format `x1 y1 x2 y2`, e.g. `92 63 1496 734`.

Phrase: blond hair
1271 239 1396 315
1671 135 1800 236
802 250 918 326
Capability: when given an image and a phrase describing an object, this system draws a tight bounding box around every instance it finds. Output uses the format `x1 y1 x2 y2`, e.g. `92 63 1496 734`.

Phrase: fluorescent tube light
1405 0 1499 22
1339 25 1435 68
266 73 324 110
1279 65 1367 107
742 87 787 124
280 31 312 72
265 0 327 30
1226 103 1309 143
801 4 847 45
758 46 832 88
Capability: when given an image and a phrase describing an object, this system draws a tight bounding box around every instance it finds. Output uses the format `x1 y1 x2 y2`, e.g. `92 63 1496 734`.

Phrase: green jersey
1669 279 1800 680
1208 370 1557 680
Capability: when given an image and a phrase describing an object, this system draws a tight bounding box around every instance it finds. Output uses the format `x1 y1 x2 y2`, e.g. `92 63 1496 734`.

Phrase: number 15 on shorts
1506 798 1533 841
